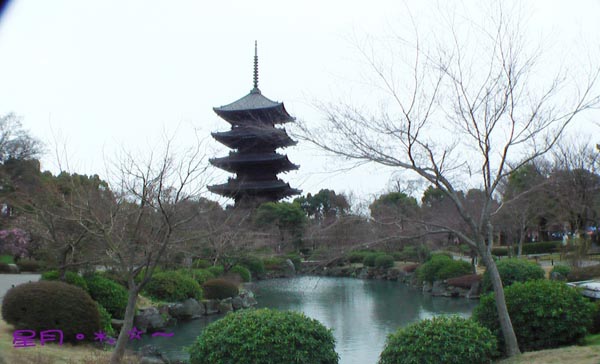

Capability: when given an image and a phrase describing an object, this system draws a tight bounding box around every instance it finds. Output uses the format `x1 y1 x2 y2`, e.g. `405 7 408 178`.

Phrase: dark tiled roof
213 89 294 124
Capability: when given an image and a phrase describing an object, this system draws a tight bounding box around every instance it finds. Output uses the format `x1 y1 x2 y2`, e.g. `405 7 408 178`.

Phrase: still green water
132 276 478 363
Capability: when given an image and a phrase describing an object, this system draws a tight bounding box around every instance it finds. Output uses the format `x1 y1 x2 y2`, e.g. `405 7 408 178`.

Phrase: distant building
208 42 301 207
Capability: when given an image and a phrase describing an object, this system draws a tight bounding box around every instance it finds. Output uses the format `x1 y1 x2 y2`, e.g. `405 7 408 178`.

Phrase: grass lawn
495 334 600 364
0 255 14 264
0 319 140 364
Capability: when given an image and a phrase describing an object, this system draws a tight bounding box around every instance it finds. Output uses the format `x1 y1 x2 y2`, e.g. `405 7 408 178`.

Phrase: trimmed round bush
84 274 129 319
347 251 370 263
189 308 339 364
473 279 595 352
481 258 545 292
363 253 379 267
0 262 10 273
183 269 216 285
237 255 265 275
416 255 472 283
207 265 225 277
374 254 395 269
230 265 251 282
41 270 88 291
144 271 202 302
551 265 572 280
202 278 239 299
96 302 115 336
2 281 101 343
378 315 496 364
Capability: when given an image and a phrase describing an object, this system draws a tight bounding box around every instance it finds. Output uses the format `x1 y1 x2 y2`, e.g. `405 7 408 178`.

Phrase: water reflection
132 276 478 364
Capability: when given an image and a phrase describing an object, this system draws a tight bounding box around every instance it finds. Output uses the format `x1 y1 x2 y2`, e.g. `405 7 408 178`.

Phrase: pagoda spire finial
252 40 260 93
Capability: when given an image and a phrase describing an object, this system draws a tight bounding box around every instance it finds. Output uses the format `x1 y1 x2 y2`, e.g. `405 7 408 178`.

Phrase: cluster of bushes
189 309 339 364
236 255 266 276
229 265 251 282
15 259 42 272
263 256 285 271
143 271 203 302
481 258 545 292
474 279 594 353
363 253 395 268
393 245 430 262
416 254 472 283
550 264 571 280
0 262 11 273
2 281 102 343
202 278 239 300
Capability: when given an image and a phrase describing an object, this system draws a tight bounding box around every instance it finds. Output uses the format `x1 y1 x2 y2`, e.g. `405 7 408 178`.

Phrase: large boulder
282 259 296 277
169 298 205 320
218 298 233 314
134 307 167 333
204 299 219 315
231 296 244 310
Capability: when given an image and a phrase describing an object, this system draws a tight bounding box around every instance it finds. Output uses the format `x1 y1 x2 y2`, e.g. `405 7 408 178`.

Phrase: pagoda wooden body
208 45 300 207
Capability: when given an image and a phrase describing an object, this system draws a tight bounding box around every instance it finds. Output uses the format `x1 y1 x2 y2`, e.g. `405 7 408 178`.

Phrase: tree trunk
480 249 521 356
110 281 139 364
517 232 525 257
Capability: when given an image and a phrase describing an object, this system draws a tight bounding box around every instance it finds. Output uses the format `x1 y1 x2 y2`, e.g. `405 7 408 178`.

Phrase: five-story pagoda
208 42 301 207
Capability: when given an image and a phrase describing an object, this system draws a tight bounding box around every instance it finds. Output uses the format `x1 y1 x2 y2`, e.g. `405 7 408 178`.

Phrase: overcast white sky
1 0 599 205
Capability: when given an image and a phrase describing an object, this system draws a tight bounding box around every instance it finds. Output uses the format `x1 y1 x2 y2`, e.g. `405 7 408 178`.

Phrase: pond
132 276 478 364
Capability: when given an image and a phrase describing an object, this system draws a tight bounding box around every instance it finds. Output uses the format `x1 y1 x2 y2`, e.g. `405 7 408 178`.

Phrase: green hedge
416 255 472 283
144 271 202 302
347 251 371 263
16 259 42 272
473 280 594 353
230 265 251 282
181 269 216 285
481 258 545 292
2 281 101 343
189 308 339 364
363 253 380 267
192 259 212 269
237 255 265 275
41 270 88 292
263 257 285 271
522 241 561 255
96 302 115 336
551 265 572 280
84 274 129 319
378 316 496 364
375 254 395 269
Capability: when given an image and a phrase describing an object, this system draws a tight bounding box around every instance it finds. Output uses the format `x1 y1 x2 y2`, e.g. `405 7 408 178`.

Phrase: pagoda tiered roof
213 89 294 125
208 178 301 199
211 126 297 149
209 152 299 173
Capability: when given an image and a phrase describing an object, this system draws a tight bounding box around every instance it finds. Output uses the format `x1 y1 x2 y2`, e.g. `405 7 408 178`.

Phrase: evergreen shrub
374 254 395 269
229 265 251 282
416 255 472 283
189 308 339 364
1 281 101 343
285 253 302 270
481 258 545 292
183 269 216 285
207 265 225 277
0 262 10 273
378 315 496 364
144 271 202 302
84 274 128 319
96 302 115 336
550 265 572 280
202 278 239 299
521 241 561 255
16 259 41 272
473 280 594 352
41 270 88 291
237 255 265 275
192 258 211 269
363 253 379 267
347 251 370 263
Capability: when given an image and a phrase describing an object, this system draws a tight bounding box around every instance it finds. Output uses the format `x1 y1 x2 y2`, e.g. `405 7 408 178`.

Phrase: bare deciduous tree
297 3 600 356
